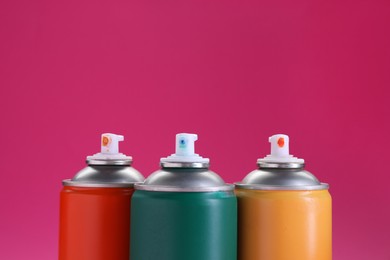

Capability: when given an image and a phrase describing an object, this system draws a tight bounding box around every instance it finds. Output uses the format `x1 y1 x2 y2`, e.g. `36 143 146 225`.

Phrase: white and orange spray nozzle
269 134 290 157
258 134 304 164
101 133 124 154
87 133 131 161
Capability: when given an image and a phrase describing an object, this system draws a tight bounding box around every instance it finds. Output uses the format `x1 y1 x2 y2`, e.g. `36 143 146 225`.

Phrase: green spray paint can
130 133 237 260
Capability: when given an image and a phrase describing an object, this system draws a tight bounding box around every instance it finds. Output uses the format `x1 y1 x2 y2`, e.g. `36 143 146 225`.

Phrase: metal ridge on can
135 183 234 192
86 158 133 166
257 161 304 169
160 161 209 169
62 179 142 188
235 182 329 190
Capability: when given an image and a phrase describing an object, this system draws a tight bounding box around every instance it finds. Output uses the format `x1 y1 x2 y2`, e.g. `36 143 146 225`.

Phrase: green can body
130 190 237 260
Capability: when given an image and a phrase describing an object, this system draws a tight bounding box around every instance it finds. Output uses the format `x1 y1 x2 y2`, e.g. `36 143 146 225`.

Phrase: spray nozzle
161 133 209 163
258 134 304 164
86 133 132 163
101 133 124 154
269 134 289 157
175 133 197 156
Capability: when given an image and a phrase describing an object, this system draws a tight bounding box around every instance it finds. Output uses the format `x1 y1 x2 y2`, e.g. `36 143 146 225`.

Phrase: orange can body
59 186 134 260
236 189 332 260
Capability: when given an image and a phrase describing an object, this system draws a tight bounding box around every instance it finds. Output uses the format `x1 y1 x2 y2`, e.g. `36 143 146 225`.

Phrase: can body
130 190 237 260
236 189 332 260
59 186 135 260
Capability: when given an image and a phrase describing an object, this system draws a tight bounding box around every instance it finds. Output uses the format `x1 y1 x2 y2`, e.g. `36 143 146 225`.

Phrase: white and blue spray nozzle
87 133 131 161
258 134 304 164
160 133 210 163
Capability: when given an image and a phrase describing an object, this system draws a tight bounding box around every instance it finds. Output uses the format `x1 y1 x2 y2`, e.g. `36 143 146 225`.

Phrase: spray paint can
130 133 237 260
235 134 332 260
59 133 144 260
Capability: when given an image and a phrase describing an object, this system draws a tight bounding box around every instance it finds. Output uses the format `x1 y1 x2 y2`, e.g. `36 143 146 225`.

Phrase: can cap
235 134 329 190
160 133 209 163
86 133 132 164
136 133 232 192
257 134 304 164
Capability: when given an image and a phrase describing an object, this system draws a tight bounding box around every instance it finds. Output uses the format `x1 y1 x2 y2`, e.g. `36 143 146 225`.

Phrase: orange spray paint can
59 133 144 260
236 134 332 260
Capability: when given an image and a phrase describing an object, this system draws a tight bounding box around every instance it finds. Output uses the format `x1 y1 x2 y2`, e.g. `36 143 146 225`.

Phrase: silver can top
135 133 233 192
135 168 233 192
235 134 328 191
62 133 144 187
235 167 329 190
63 165 144 187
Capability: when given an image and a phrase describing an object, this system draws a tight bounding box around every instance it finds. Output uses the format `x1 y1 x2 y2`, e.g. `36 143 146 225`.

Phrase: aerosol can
59 133 144 260
130 133 237 260
235 134 332 260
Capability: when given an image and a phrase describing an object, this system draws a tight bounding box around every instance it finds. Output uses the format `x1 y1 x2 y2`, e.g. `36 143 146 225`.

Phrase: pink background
0 0 389 259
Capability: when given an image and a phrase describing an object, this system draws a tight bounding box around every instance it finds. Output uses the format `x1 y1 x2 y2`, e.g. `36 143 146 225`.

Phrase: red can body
59 186 135 260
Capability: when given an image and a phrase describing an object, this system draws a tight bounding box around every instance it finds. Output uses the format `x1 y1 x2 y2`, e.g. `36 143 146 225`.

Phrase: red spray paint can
59 133 144 260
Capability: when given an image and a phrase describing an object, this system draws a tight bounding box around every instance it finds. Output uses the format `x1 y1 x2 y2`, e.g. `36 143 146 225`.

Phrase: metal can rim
86 159 132 166
62 179 140 188
134 183 235 192
160 161 210 169
234 182 329 191
257 161 305 169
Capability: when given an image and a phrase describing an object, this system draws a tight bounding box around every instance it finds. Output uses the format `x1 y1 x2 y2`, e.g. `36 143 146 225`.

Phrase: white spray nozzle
258 134 304 164
86 133 132 162
101 133 124 154
269 134 289 157
175 133 197 156
161 133 209 163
